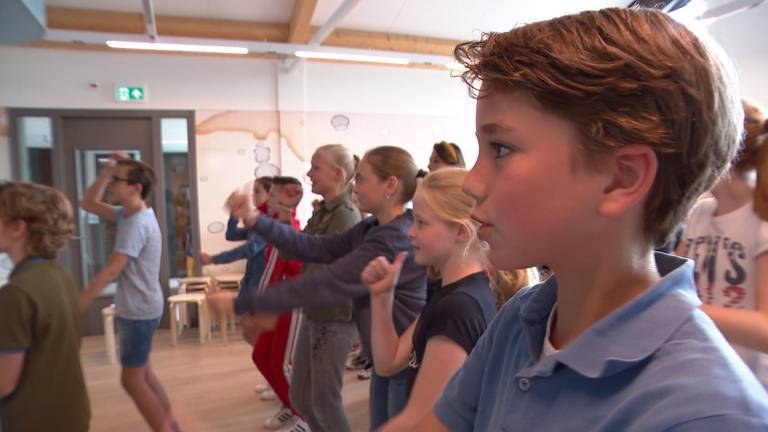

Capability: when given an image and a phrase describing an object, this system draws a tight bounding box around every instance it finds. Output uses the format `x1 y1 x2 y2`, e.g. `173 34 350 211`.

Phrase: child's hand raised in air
226 190 260 228
362 252 408 296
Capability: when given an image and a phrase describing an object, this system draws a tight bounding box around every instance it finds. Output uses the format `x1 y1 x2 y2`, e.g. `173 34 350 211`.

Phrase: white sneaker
357 367 372 380
260 389 277 401
255 383 270 393
287 419 310 432
263 407 295 430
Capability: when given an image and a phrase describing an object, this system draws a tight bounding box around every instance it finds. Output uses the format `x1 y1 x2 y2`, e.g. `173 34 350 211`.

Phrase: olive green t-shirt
302 192 361 322
0 258 90 432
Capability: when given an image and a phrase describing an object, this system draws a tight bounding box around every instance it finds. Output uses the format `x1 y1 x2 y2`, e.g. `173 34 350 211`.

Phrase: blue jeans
369 369 412 430
116 316 160 367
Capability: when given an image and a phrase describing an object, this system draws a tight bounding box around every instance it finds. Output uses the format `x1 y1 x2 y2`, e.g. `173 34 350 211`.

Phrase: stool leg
198 300 206 344
104 315 116 364
220 306 228 345
170 303 178 346
205 301 213 342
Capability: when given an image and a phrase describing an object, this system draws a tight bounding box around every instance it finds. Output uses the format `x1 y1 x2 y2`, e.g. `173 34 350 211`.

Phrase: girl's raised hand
226 190 260 227
362 251 408 296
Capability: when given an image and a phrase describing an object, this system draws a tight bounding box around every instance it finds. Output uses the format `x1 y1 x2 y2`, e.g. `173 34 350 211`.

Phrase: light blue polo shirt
113 206 164 320
434 253 768 431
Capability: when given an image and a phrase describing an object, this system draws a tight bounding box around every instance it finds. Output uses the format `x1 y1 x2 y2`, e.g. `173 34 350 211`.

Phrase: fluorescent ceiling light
445 62 468 71
106 40 248 54
294 50 410 65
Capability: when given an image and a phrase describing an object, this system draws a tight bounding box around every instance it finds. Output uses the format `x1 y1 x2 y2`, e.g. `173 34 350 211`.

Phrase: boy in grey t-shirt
80 156 176 432
113 205 163 320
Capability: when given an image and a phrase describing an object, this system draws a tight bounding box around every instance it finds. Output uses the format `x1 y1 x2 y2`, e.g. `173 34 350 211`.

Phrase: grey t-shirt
113 207 163 320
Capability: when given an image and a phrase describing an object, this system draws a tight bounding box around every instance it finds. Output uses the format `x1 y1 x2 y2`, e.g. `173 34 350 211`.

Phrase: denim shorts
116 316 160 367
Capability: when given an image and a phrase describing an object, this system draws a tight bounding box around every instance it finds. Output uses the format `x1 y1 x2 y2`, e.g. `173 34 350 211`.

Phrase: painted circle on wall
331 114 350 132
254 146 271 163
207 221 226 234
255 163 280 178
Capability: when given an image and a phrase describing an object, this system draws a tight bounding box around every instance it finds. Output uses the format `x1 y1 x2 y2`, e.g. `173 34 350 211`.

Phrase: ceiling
45 0 631 41
21 0 766 69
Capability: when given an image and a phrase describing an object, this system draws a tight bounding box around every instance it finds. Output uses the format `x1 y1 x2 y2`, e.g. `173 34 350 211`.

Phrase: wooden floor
81 328 371 432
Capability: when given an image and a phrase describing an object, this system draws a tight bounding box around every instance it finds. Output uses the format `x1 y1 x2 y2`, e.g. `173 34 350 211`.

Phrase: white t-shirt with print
680 197 768 385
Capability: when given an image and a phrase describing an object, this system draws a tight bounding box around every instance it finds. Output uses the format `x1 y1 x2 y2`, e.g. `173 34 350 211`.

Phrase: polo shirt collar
519 252 700 379
321 192 350 212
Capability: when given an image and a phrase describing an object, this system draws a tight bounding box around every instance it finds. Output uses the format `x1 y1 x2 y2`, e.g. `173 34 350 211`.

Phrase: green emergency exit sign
115 85 146 102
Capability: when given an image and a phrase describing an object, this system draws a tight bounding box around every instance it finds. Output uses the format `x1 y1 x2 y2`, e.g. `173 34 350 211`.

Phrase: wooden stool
101 305 117 364
213 274 243 334
213 273 243 290
177 277 213 327
168 293 209 345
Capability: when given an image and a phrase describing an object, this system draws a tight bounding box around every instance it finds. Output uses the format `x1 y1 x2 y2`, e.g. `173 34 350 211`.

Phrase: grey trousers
289 319 357 432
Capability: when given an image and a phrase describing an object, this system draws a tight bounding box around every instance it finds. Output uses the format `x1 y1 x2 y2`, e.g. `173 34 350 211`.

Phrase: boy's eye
490 142 514 158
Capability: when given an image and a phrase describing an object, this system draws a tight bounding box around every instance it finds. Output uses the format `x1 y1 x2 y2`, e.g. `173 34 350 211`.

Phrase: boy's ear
598 144 657 218
7 219 28 240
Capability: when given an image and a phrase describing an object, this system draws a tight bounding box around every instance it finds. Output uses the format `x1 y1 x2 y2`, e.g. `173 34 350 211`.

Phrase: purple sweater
241 210 427 360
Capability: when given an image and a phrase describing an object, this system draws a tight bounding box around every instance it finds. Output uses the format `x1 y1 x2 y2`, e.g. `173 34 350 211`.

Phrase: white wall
0 45 478 230
303 62 476 118
708 2 768 105
0 46 278 110
0 45 476 115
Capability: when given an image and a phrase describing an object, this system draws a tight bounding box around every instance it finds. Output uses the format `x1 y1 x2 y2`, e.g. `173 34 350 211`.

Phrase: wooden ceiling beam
45 6 460 56
288 0 318 44
322 28 457 56
46 6 289 42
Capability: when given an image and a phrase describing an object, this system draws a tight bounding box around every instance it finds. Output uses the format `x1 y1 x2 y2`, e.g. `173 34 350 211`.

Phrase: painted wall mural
195 108 475 277
195 110 284 275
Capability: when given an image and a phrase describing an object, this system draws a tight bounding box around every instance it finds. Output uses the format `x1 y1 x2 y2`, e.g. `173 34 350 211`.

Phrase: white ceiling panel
45 0 294 23
312 0 632 40
47 0 632 39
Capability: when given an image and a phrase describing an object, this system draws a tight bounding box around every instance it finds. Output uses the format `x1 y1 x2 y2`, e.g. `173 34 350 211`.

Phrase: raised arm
228 189 361 263
225 215 248 241
210 235 266 265
250 214 362 264
363 253 418 376
80 157 118 221
235 226 403 314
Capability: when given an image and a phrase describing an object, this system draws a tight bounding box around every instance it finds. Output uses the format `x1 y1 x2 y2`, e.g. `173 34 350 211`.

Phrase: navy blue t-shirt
406 271 497 388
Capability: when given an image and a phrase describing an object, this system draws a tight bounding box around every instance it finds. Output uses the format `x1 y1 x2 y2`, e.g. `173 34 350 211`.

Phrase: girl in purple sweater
213 146 427 430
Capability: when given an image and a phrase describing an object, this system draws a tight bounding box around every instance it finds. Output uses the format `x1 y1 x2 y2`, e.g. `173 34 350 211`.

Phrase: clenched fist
361 252 408 297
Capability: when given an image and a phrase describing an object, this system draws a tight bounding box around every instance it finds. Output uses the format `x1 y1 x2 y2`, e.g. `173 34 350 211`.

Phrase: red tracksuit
251 210 302 414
